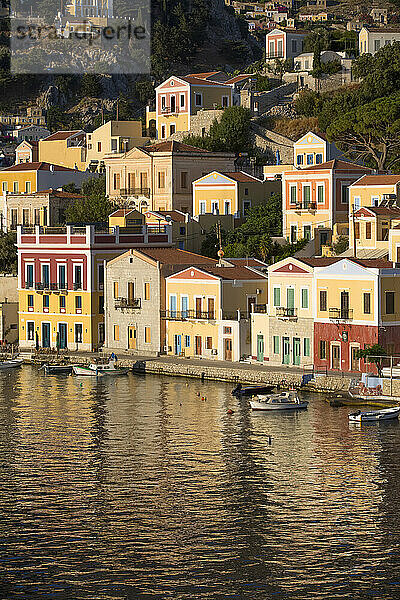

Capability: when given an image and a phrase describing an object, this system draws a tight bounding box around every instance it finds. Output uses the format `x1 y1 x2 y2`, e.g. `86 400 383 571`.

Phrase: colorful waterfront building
251 256 315 367
293 131 343 170
38 131 86 171
146 74 233 140
192 171 280 219
265 28 307 61
314 257 400 372
0 162 92 195
164 262 268 361
17 219 172 352
282 159 371 253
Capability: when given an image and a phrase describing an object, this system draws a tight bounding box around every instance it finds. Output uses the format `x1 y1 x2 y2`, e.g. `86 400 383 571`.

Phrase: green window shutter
273 287 280 307
304 338 310 357
273 336 280 354
302 288 309 309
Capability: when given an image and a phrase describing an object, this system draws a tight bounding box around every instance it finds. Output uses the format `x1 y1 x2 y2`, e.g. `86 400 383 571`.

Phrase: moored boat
250 391 308 411
72 360 129 377
232 383 275 398
348 406 400 423
43 364 72 375
0 357 23 370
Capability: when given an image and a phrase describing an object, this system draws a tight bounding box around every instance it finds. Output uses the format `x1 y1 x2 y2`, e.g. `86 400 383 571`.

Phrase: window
386 291 395 314
161 95 166 110
206 336 213 350
25 181 31 193
224 327 232 334
199 201 206 215
74 265 82 289
354 222 360 239
353 196 361 211
113 324 120 341
59 295 66 311
22 209 29 226
292 39 297 52
43 295 49 310
161 125 166 139
98 265 104 289
195 93 202 106
145 327 151 343
113 281 119 298
144 282 150 300
211 201 219 215
304 225 311 241
26 264 34 288
185 335 190 347
301 288 309 309
297 154 304 166
303 185 311 208
11 209 17 230
179 226 185 235
243 201 251 216
224 201 231 215
304 338 310 357
42 264 49 287
290 224 297 243
180 171 188 189
27 321 34 341
365 221 372 239
58 264 66 289
75 323 83 343
273 287 281 307
2 182 7 192
99 296 104 314
316 153 323 164
75 296 82 311
317 184 324 204
371 196 379 207
244 187 249 196
320 290 327 312
222 96 229 108
341 185 349 204
158 171 165 188
374 39 381 52
363 292 371 314
169 124 176 135
382 222 389 241
34 209 40 225
290 185 297 204
273 335 280 354
306 154 313 165
97 141 102 152
113 172 120 190
13 181 18 193
110 138 118 152
180 93 185 108
27 294 34 308
319 340 327 360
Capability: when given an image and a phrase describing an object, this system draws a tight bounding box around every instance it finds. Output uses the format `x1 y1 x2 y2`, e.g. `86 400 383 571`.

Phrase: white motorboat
250 390 308 411
348 406 400 423
72 359 129 377
0 357 23 370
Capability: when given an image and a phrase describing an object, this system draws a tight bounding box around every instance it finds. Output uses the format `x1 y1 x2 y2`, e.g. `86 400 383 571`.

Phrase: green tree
0 232 17 274
326 93 400 171
333 235 349 256
356 344 387 376
65 176 115 223
304 28 332 53
184 106 252 154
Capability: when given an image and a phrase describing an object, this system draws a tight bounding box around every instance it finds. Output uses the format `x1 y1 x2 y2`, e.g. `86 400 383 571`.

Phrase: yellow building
192 171 280 219
105 140 235 213
0 162 91 195
39 130 86 171
165 262 268 361
294 131 342 169
146 74 233 140
17 217 172 352
86 120 150 171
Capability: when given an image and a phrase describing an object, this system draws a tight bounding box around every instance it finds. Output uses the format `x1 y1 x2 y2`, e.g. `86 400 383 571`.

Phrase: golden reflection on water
1 368 400 599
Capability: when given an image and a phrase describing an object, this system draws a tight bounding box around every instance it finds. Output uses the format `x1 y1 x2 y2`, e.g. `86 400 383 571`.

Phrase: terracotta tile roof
180 76 230 87
1 162 77 172
136 247 217 265
226 257 268 268
109 208 137 217
200 265 268 280
352 259 394 268
364 26 400 33
301 256 394 269
359 206 400 216
303 159 372 172
42 130 84 141
186 71 222 79
9 188 82 198
223 171 263 183
224 74 255 85
144 140 210 153
352 174 400 186
300 257 341 267
17 139 39 147
155 211 187 223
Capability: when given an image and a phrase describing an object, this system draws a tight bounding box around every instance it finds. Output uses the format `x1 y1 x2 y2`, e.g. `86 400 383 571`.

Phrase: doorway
42 323 50 348
351 346 359 371
224 338 233 361
341 291 349 319
195 335 202 356
257 334 264 362
58 323 67 349
174 334 182 356
128 326 136 350
331 344 341 369
282 337 290 365
293 337 301 366
287 288 295 316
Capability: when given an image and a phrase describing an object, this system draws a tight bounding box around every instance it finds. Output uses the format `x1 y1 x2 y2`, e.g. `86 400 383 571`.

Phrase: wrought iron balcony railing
329 308 353 321
276 307 298 319
115 297 141 309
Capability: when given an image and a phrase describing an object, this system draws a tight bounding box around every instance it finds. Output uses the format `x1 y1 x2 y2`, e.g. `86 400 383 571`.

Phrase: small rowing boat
348 406 400 422
43 364 72 375
72 360 129 377
0 357 23 370
232 383 275 398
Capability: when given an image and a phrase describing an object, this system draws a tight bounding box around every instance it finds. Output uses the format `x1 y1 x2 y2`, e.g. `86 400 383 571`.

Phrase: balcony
294 202 317 211
329 308 353 321
276 307 298 320
115 297 141 309
253 303 267 313
119 187 151 198
161 309 215 320
33 282 68 292
266 53 284 59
